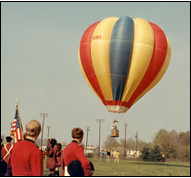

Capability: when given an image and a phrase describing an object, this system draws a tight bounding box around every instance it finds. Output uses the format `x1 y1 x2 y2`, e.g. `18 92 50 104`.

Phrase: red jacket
11 139 43 176
56 149 62 166
46 146 58 169
1 143 13 163
62 140 91 176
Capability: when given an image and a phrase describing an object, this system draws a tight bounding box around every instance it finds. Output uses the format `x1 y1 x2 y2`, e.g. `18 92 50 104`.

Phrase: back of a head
57 143 62 150
50 138 57 146
6 136 12 142
72 128 84 139
26 120 41 137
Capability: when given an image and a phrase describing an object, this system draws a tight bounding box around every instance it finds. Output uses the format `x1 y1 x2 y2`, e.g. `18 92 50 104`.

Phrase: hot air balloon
78 16 171 113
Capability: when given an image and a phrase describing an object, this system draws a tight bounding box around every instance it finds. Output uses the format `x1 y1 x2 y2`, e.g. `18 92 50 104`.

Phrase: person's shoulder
19 139 39 149
76 143 83 149
70 142 83 150
31 145 43 155
12 139 24 147
69 141 79 147
1 145 5 151
65 142 72 148
63 142 72 151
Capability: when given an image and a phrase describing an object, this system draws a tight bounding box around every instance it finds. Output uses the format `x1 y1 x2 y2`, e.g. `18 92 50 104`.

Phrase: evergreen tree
150 145 165 162
140 145 151 161
141 145 165 162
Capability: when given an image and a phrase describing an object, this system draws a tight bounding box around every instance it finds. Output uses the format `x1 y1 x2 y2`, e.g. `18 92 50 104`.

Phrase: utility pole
47 126 50 138
96 119 104 159
85 127 90 150
124 123 128 160
40 113 48 150
135 131 138 157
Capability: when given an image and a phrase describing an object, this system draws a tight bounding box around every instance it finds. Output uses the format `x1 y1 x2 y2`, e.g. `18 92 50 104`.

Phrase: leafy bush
141 145 165 162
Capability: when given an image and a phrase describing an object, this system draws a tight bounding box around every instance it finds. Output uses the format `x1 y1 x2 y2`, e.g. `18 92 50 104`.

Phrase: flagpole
16 98 18 108
16 100 24 140
10 99 24 144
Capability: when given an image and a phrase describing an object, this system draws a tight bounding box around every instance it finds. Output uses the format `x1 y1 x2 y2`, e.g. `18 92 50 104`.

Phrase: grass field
43 158 190 176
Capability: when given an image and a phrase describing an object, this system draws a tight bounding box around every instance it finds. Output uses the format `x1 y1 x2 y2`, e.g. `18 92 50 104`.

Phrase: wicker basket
111 129 119 137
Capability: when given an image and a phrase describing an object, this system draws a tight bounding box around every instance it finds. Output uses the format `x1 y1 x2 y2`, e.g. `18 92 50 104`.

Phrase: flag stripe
10 106 24 144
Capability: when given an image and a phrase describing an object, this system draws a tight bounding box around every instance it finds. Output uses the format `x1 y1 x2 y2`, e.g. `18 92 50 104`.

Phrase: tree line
104 129 190 162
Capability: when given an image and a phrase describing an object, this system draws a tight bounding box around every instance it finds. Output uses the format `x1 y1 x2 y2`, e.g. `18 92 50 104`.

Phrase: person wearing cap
10 120 43 176
61 128 92 176
1 136 13 176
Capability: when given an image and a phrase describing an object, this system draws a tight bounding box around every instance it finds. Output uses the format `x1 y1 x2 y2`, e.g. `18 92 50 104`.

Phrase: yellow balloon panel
91 17 119 101
122 18 155 102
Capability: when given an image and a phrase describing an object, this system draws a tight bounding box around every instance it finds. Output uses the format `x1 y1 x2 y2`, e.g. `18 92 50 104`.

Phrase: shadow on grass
132 161 190 168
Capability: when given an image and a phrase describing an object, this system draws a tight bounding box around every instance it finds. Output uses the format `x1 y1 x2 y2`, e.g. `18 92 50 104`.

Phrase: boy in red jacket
11 120 43 176
1 136 13 176
61 128 93 176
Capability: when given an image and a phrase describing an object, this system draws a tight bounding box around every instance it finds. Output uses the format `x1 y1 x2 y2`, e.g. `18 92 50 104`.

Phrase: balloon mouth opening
106 105 129 113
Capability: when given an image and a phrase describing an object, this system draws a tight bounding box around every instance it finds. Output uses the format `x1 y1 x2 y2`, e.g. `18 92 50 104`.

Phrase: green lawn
43 157 190 176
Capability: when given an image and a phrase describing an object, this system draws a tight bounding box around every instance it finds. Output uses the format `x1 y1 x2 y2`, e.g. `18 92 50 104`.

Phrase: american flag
10 105 24 143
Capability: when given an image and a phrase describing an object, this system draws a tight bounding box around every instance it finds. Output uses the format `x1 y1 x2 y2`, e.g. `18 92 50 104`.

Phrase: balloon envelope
78 16 171 113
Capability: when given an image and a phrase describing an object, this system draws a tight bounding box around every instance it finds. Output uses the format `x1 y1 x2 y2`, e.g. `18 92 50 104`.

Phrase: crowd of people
100 150 120 163
1 119 122 176
1 120 94 176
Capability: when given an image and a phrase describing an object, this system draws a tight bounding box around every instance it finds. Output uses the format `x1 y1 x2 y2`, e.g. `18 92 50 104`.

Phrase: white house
127 150 141 158
84 146 97 154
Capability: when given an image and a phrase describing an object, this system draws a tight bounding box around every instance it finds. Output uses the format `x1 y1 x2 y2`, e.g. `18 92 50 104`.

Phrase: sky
1 2 190 147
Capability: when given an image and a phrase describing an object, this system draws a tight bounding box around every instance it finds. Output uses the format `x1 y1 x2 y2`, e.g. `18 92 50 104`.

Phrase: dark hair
72 128 84 139
50 138 57 146
6 136 12 142
57 143 62 150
